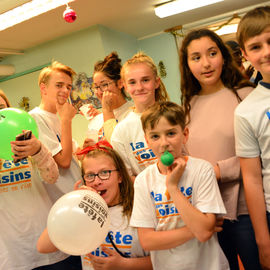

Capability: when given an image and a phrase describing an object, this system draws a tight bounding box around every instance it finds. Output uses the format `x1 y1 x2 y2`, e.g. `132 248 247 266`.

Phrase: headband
76 140 113 156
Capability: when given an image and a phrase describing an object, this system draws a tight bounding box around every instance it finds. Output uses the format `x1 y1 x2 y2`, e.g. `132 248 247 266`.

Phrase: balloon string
107 232 130 258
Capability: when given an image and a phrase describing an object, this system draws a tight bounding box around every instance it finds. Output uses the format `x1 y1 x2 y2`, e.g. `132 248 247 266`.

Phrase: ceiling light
213 23 238 36
0 0 74 31
155 0 224 18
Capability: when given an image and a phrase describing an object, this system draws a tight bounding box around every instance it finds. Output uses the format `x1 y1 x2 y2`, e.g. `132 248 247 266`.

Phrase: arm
88 247 152 270
214 156 241 183
37 228 58 253
54 103 77 168
138 226 194 251
167 157 216 242
103 119 117 142
111 126 136 177
10 134 58 184
240 157 270 269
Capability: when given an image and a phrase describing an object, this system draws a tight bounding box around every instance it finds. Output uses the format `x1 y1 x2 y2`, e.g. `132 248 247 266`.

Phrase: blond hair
237 6 270 51
121 52 169 102
38 61 76 86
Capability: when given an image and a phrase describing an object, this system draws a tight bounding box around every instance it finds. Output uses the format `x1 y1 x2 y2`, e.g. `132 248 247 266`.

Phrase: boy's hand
56 102 77 122
166 157 186 189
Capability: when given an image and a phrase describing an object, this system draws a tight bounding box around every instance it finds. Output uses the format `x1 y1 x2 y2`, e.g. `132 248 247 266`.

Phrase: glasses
92 81 114 92
83 169 118 183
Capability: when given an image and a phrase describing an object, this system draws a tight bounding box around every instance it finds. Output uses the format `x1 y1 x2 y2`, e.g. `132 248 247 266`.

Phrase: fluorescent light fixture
214 24 238 36
155 0 224 18
0 0 74 31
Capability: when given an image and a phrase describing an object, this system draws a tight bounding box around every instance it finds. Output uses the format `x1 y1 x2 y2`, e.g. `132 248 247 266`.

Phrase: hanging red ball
63 7 77 23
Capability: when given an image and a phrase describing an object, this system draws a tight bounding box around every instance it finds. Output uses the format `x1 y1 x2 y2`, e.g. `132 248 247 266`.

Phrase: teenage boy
30 62 82 269
130 101 228 270
234 6 270 270
30 61 81 202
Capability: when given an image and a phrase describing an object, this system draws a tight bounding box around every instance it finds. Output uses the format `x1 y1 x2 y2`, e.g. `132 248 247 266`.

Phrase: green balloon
160 151 174 166
0 108 39 160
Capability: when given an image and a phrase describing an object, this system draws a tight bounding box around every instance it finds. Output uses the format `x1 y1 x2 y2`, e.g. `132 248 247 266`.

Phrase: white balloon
47 189 110 255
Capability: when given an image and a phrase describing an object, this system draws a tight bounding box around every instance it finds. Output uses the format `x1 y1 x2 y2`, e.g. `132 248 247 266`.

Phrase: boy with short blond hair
30 61 82 269
30 61 81 201
130 101 228 270
234 6 270 270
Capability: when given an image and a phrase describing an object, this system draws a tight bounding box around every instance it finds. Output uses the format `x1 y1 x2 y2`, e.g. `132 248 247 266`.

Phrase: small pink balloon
63 7 77 23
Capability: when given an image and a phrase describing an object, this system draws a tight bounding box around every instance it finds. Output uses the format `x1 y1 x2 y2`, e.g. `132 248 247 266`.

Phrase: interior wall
138 32 181 104
0 24 179 144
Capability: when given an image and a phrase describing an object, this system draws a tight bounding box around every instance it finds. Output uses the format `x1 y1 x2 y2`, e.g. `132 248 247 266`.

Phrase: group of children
1 5 270 270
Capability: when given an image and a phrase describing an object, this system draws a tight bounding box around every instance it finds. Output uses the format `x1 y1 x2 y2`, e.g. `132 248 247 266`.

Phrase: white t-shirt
0 159 67 270
111 111 157 176
130 157 228 270
88 100 133 141
234 82 270 212
30 107 81 202
81 205 148 270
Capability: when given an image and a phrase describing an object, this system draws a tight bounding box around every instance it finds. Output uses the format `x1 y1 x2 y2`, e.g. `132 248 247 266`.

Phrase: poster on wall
70 72 101 112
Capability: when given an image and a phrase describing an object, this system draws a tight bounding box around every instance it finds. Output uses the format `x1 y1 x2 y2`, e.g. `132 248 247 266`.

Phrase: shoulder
236 86 254 100
134 163 158 187
235 84 263 115
186 156 215 175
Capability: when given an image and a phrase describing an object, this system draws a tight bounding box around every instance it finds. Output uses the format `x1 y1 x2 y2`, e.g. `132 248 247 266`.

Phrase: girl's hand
102 91 118 112
82 138 96 149
87 105 100 119
214 217 224 232
73 180 97 193
166 157 186 189
87 247 125 270
11 133 41 160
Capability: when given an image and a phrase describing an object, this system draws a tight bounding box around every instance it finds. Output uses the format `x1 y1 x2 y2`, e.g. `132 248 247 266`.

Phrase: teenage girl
37 141 152 270
111 52 169 179
87 52 133 142
180 28 260 270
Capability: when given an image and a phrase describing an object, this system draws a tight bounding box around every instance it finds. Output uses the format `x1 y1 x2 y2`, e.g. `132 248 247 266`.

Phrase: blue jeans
218 215 261 270
32 255 82 270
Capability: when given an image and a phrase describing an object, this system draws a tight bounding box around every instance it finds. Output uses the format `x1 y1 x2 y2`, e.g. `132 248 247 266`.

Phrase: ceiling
0 0 269 59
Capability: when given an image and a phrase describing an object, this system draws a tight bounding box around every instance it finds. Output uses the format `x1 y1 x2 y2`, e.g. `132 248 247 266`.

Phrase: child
180 28 259 269
0 90 69 270
88 52 133 142
234 6 270 270
37 140 152 270
111 52 169 178
130 101 228 270
30 61 81 203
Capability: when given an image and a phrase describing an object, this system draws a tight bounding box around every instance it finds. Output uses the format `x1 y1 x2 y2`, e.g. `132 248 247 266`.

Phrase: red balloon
63 7 77 23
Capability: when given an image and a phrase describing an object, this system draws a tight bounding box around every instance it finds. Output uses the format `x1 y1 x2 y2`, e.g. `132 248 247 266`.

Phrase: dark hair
180 28 254 123
94 52 127 98
141 101 186 132
82 147 134 219
237 6 270 51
